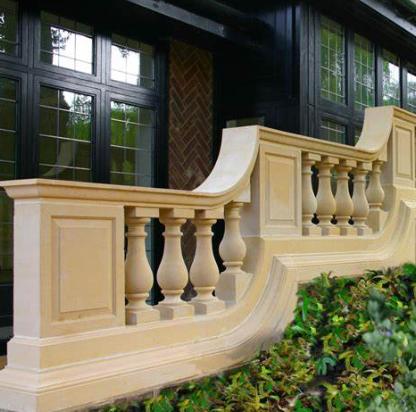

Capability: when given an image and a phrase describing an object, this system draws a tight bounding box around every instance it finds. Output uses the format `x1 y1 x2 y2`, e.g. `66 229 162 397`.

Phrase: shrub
99 264 416 412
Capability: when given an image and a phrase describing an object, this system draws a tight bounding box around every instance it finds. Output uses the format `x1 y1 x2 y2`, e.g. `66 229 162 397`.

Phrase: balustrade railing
0 106 414 412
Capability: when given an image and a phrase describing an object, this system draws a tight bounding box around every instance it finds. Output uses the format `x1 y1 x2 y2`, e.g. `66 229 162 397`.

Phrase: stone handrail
0 106 415 412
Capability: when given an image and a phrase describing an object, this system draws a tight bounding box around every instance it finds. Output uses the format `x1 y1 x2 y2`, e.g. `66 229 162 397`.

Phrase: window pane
39 86 93 181
407 64 416 114
354 35 375 111
320 16 345 104
0 0 18 56
40 11 94 74
111 34 155 88
0 76 17 285
110 100 154 187
321 119 346 144
382 50 400 106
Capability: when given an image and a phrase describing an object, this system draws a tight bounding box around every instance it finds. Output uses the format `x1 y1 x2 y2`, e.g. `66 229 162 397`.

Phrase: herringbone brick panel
168 39 214 294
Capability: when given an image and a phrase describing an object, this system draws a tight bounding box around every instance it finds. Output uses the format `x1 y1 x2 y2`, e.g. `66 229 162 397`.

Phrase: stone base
319 225 341 236
302 225 322 236
191 299 226 315
339 225 358 236
357 226 373 236
126 308 161 325
157 303 194 320
216 272 252 305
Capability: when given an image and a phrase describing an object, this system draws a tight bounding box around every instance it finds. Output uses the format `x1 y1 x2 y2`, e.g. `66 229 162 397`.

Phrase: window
354 35 375 111
314 13 416 145
110 101 154 186
0 76 16 287
382 50 400 106
39 86 93 181
0 0 18 56
40 12 94 74
407 65 416 114
320 16 345 104
0 2 165 355
111 34 154 88
321 120 346 144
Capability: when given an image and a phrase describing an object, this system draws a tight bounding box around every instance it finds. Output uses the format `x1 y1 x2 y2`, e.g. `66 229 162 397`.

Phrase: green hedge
100 264 416 412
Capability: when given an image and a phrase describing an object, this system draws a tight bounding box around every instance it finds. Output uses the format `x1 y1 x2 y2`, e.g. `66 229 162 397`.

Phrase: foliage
98 264 416 412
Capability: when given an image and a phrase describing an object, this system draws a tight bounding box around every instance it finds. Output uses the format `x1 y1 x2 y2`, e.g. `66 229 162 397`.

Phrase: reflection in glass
39 86 93 182
320 16 345 104
40 11 93 74
407 65 416 114
321 119 346 144
382 50 400 106
0 76 16 285
111 34 154 88
0 0 18 56
354 35 375 111
110 100 154 186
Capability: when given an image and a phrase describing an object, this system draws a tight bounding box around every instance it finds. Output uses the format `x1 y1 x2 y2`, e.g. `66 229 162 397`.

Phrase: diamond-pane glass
320 16 345 104
354 35 375 111
0 0 18 56
0 76 17 285
321 119 346 144
382 50 400 106
39 86 93 181
407 65 416 114
111 34 154 88
40 12 94 74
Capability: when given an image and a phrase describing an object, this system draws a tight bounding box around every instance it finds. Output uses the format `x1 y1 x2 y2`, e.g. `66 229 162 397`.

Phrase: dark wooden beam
121 0 262 49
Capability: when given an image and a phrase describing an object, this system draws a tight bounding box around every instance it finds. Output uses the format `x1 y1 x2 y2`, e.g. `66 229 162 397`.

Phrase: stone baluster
302 153 321 236
216 201 251 305
156 208 195 320
352 162 372 236
316 156 340 235
335 160 357 235
366 160 387 232
190 209 226 314
125 207 161 324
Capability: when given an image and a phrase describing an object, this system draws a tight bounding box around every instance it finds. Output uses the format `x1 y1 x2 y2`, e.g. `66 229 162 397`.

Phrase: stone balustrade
302 153 385 236
0 106 415 412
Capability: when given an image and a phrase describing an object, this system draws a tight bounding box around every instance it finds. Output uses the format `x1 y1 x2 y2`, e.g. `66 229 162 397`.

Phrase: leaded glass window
407 65 416 114
354 35 375 111
382 50 400 106
321 119 346 143
320 16 345 104
40 12 94 74
110 101 154 186
0 77 17 285
0 0 18 56
39 86 93 181
111 34 154 88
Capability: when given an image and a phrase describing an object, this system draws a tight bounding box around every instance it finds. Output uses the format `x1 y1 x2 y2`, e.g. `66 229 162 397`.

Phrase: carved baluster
366 160 387 232
156 209 195 320
125 207 160 324
190 209 226 314
352 162 372 236
316 156 340 235
335 160 357 235
302 153 321 236
216 202 251 305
